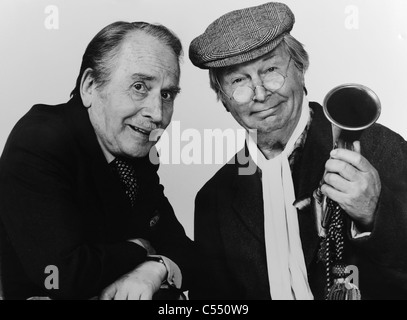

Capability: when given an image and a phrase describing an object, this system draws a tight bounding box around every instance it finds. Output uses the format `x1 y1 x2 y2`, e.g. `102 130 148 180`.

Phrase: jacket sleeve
139 161 198 291
188 186 239 300
0 114 147 299
350 126 407 272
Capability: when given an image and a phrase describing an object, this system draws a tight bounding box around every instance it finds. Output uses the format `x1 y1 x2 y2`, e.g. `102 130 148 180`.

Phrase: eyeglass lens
232 73 285 104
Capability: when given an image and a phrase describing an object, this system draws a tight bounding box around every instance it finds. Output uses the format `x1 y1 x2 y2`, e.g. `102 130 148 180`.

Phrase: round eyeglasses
219 57 292 104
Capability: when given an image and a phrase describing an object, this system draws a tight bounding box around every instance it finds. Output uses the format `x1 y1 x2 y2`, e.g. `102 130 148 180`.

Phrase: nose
142 93 163 125
252 85 267 102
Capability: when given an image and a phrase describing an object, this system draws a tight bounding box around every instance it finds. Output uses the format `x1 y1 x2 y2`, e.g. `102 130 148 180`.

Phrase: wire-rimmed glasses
219 57 292 104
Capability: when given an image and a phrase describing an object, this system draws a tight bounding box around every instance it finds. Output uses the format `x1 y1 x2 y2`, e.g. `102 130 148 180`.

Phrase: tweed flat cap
189 2 295 69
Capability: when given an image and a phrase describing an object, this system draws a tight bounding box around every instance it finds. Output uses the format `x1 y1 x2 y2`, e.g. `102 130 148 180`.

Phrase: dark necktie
110 157 139 207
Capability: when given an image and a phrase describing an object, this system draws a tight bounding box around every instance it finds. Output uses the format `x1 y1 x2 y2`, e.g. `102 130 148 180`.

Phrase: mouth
252 101 283 115
127 124 152 136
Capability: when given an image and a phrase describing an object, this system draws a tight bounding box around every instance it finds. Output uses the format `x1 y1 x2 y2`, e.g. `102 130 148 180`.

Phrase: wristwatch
147 255 167 268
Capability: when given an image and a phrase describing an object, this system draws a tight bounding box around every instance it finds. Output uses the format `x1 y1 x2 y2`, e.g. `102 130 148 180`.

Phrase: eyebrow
166 86 181 94
131 73 156 82
222 52 280 78
131 73 181 93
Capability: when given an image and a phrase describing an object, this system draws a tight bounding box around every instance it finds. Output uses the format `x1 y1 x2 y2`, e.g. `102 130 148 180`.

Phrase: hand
321 141 381 231
99 260 167 300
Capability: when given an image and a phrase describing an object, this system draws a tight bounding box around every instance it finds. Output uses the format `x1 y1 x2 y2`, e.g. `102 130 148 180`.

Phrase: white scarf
247 97 314 300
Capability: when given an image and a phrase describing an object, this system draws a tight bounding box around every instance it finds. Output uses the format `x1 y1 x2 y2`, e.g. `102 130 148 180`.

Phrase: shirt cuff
351 221 371 239
148 255 182 289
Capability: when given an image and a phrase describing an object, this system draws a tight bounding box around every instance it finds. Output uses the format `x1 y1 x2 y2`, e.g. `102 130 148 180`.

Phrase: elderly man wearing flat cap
189 2 407 300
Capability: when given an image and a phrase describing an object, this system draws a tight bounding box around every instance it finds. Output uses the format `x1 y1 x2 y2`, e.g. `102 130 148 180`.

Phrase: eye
266 67 277 73
161 91 176 102
133 82 148 93
232 78 245 85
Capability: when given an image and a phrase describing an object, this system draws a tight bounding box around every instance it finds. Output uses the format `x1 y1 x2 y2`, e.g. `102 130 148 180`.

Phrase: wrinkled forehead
117 30 180 79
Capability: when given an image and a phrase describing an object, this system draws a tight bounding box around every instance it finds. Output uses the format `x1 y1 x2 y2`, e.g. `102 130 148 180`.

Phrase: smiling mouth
252 102 283 115
128 125 151 136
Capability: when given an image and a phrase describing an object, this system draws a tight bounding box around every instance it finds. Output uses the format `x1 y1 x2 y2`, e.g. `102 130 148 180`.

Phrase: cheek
91 98 123 137
230 108 254 129
282 75 304 110
89 103 106 133
289 72 305 97
162 106 174 127
227 105 243 120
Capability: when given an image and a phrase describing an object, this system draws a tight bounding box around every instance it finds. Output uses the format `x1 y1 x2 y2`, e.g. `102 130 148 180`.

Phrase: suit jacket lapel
220 152 271 298
294 102 332 203
231 149 265 244
294 102 333 267
227 103 333 268
64 97 135 240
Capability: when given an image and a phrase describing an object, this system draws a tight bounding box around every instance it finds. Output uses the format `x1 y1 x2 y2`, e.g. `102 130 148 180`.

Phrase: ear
298 68 305 84
80 68 96 108
301 70 307 95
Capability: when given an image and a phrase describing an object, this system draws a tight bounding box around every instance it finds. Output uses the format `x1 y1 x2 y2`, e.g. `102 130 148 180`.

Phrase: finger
99 286 118 300
114 289 129 300
353 141 361 154
323 172 350 193
321 183 347 206
330 148 371 172
140 290 154 300
128 290 143 300
325 158 359 181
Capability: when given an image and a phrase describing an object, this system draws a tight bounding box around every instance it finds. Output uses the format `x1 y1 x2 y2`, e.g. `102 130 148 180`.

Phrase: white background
1 0 406 239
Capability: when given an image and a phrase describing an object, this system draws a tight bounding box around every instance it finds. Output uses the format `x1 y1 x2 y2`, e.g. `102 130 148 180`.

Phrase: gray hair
208 34 309 105
70 21 183 98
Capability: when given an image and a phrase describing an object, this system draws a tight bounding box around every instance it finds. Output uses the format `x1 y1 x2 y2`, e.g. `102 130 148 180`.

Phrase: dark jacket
0 96 196 300
191 102 407 300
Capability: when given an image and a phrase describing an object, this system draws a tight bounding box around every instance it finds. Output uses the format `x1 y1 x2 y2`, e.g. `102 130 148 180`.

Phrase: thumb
353 140 361 154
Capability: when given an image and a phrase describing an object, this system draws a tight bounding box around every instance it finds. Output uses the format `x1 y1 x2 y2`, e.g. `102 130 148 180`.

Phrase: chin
121 144 152 159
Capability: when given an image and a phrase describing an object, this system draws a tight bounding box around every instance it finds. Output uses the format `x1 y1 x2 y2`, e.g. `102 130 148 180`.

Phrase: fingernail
330 149 337 157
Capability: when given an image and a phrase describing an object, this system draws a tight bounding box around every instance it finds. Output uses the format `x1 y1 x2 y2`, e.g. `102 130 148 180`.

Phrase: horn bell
323 83 381 149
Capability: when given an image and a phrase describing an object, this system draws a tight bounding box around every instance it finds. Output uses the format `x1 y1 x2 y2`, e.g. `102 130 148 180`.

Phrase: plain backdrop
0 0 406 239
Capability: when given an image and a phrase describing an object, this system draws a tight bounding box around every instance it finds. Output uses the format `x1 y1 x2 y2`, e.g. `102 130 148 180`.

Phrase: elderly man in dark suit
188 2 407 300
0 21 196 300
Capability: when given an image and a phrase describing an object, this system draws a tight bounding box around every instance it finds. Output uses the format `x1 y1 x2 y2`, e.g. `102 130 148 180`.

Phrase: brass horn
319 83 381 228
313 83 381 299
323 83 381 151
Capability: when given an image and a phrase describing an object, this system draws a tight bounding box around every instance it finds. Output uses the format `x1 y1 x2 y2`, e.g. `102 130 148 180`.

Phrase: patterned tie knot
110 157 139 207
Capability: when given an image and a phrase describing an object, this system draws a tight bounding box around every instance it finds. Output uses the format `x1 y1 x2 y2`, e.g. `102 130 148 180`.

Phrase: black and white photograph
0 0 406 305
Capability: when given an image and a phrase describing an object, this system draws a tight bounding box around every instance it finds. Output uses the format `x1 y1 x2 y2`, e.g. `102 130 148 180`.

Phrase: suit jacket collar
64 97 131 232
294 102 332 201
64 96 107 162
63 97 162 237
294 102 332 266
